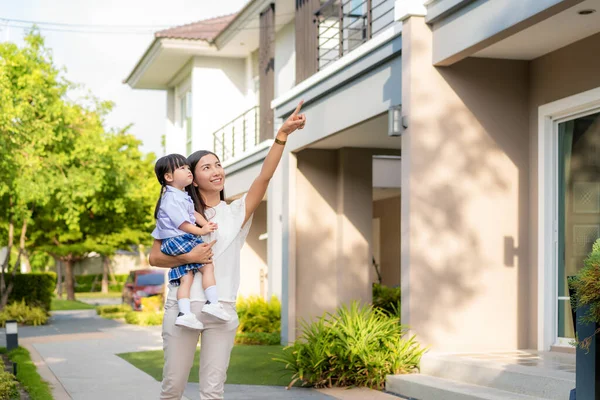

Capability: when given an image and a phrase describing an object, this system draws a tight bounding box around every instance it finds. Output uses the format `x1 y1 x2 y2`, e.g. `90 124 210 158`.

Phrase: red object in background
122 269 165 311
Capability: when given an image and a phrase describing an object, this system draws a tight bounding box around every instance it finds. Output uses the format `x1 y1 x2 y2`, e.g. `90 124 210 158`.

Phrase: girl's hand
279 101 306 136
198 222 218 235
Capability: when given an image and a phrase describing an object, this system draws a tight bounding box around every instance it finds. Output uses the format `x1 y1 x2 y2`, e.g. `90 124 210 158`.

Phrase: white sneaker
175 313 204 330
202 302 231 322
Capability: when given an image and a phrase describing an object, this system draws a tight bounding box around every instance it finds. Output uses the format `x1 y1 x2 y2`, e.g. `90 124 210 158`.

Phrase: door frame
538 86 600 351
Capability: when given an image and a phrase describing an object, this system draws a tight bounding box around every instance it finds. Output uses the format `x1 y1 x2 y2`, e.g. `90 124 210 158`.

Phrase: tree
0 31 157 302
0 31 70 305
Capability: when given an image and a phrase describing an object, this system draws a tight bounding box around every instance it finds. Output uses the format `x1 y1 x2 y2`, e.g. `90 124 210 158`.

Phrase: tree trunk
56 258 63 299
108 260 117 285
1 197 15 298
18 218 30 273
1 247 22 308
101 256 109 294
65 257 75 301
139 244 148 267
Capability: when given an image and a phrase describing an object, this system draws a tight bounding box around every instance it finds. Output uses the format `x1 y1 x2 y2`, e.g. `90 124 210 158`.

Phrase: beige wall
402 17 530 352
295 148 373 325
239 200 268 298
74 253 144 276
373 196 401 287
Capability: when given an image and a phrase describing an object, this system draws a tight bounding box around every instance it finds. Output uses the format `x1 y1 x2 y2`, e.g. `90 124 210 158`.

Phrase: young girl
152 153 230 330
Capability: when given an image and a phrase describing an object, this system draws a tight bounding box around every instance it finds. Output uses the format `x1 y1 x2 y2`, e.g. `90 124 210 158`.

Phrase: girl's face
193 154 225 193
168 165 193 189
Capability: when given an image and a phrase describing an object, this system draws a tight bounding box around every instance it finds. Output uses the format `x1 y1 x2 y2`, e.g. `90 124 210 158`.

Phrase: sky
0 0 248 157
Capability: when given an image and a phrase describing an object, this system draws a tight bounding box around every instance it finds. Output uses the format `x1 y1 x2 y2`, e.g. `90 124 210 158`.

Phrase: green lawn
0 347 53 400
51 298 95 311
76 292 122 299
118 345 293 386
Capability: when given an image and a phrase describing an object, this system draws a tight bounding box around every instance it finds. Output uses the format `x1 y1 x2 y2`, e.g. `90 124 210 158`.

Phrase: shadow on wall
402 24 530 350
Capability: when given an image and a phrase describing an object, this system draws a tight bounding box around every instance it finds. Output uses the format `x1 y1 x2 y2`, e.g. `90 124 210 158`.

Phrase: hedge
5 273 56 311
74 274 127 293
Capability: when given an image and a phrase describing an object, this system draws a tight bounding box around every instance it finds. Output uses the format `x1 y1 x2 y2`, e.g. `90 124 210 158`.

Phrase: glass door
557 111 600 343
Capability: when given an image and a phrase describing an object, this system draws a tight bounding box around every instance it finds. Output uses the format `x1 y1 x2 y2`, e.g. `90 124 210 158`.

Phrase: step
386 374 547 400
419 353 575 400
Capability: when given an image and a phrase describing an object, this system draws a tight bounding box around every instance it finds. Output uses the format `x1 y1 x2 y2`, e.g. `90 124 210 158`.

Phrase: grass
51 298 95 311
0 347 53 400
118 345 293 386
76 292 122 299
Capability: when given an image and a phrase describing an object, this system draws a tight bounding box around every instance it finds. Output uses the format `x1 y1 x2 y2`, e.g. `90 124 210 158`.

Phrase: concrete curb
21 342 72 400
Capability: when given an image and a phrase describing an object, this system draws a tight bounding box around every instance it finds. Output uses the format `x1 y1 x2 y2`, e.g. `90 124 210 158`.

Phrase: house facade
127 0 600 367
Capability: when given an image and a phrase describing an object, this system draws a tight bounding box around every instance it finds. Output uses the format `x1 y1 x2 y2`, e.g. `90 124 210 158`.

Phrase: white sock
204 285 218 304
178 298 191 315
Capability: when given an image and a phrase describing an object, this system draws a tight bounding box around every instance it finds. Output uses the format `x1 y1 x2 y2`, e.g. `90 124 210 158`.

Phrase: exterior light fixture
5 320 18 351
578 9 596 15
388 104 407 137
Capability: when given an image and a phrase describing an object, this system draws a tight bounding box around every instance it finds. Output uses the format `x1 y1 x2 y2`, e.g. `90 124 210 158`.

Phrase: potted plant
569 238 600 399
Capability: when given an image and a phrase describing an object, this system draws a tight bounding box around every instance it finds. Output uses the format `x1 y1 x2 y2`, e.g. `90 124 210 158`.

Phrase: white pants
160 299 238 400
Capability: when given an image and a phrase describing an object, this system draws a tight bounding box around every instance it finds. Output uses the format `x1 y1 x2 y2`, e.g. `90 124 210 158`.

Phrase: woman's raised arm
244 101 306 224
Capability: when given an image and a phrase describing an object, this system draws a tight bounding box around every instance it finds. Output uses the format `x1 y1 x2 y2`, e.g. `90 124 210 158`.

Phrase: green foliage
570 239 600 349
237 295 281 334
124 310 163 326
0 370 18 400
372 283 401 317
0 300 48 326
6 347 53 400
274 302 426 390
235 332 281 345
6 273 56 311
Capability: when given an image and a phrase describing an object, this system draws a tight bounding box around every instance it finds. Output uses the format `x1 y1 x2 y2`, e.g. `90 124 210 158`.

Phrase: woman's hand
187 240 216 264
279 101 306 136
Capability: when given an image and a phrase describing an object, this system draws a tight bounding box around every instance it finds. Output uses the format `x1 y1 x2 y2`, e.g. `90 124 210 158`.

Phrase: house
127 0 600 396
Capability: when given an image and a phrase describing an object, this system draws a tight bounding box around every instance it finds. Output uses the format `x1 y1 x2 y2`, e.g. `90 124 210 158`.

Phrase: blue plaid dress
161 233 205 286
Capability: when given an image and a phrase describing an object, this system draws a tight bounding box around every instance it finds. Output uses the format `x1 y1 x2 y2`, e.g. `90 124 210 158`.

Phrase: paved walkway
1 310 400 400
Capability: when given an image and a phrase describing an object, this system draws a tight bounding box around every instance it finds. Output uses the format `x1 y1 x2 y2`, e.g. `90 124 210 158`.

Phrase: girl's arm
194 211 208 226
179 221 217 236
244 101 306 224
148 239 216 268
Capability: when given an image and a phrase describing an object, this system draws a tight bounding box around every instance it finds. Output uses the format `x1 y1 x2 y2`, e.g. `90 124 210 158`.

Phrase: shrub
372 283 401 317
124 310 163 326
235 332 281 345
275 302 426 390
141 295 163 312
570 239 600 349
6 273 56 311
0 300 49 327
0 370 18 400
96 304 131 319
237 295 281 334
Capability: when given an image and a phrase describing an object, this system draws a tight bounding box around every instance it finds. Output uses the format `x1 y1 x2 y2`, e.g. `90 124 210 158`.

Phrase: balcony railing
315 0 395 70
212 106 260 164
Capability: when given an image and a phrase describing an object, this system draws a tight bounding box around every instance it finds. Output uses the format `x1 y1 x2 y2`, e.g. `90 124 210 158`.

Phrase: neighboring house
128 0 600 395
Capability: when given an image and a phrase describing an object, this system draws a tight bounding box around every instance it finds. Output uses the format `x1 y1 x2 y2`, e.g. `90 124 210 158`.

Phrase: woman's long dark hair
186 150 225 220
153 153 189 219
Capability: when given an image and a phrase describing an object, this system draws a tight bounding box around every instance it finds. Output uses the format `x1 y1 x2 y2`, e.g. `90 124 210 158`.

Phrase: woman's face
193 153 225 194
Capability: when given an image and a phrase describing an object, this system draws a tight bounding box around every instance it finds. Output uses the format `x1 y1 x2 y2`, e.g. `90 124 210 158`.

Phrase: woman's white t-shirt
166 194 252 303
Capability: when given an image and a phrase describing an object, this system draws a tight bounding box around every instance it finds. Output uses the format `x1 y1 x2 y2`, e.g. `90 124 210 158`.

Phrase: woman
149 101 306 400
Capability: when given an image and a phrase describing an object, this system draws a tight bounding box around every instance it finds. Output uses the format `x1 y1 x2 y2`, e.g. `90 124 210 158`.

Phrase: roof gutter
212 0 271 49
